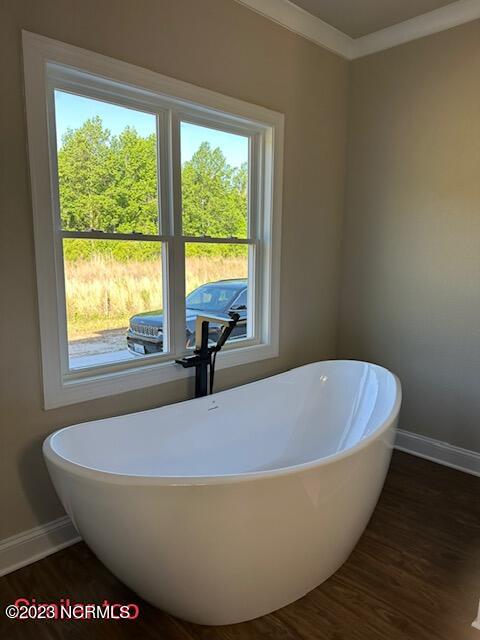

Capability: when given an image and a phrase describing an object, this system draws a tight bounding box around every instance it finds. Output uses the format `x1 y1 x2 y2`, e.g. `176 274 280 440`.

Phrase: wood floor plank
0 452 478 639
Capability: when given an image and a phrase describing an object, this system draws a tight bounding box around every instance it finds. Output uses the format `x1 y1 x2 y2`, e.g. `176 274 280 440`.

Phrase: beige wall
339 21 480 453
0 0 349 538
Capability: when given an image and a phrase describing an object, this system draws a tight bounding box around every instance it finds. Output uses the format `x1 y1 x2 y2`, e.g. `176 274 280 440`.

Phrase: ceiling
289 0 458 38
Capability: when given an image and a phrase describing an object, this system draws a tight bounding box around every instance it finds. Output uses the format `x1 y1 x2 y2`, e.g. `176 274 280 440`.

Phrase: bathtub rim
43 360 402 487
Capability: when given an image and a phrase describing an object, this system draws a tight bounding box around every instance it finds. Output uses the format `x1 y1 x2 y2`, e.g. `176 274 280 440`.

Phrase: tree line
58 116 248 260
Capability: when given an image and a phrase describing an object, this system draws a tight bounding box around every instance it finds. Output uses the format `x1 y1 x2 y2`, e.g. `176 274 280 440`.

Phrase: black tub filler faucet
175 312 241 398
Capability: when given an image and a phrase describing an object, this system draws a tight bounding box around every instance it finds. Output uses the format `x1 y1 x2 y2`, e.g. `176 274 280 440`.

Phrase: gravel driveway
69 328 127 358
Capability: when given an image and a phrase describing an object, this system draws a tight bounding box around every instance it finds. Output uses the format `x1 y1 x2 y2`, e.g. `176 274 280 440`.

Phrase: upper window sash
47 80 172 238
176 112 260 241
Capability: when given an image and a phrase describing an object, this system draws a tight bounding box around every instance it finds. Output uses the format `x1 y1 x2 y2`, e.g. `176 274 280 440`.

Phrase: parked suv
127 279 248 356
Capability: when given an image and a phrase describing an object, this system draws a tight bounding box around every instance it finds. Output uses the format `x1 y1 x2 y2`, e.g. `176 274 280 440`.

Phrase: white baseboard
0 431 478 578
395 429 480 477
0 515 81 577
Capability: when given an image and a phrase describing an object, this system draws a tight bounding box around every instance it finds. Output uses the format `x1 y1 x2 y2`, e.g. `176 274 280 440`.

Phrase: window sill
45 342 278 409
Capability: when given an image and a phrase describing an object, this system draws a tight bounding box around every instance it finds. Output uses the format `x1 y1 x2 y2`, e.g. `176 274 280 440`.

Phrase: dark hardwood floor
1 451 479 639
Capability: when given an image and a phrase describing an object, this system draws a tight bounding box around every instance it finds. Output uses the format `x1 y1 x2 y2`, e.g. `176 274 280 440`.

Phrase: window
55 91 165 370
23 32 283 408
232 289 248 310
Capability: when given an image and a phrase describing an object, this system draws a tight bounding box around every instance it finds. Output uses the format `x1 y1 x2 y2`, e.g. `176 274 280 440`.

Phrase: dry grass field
65 255 248 340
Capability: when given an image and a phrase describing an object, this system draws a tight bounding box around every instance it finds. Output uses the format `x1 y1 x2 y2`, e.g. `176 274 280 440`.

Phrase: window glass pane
55 90 159 234
232 289 247 309
184 243 249 348
180 122 248 238
63 239 165 369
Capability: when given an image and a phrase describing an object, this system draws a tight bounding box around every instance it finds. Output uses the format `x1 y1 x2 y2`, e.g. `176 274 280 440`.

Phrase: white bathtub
43 360 401 625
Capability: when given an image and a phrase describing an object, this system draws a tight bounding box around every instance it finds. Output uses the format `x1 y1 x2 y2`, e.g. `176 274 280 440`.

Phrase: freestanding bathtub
43 360 401 625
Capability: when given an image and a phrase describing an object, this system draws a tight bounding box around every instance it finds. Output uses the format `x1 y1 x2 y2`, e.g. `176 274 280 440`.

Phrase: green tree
108 126 158 234
57 117 158 235
57 117 115 231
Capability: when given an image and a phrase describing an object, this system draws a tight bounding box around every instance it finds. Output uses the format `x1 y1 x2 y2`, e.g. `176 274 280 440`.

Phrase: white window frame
22 31 284 409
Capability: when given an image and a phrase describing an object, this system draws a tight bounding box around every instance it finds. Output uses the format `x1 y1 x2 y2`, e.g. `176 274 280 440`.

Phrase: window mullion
156 109 173 353
170 112 187 356
249 132 262 240
157 110 170 236
250 132 264 341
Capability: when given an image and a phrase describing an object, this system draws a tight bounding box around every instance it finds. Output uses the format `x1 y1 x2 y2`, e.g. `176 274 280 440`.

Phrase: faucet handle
175 354 198 368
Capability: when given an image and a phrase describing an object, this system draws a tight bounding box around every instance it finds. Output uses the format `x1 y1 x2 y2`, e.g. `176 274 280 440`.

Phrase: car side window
231 289 247 309
187 285 238 312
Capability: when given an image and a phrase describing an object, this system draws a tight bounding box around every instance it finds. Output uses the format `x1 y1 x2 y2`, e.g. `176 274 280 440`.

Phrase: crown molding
235 0 480 60
354 0 480 58
235 0 354 58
